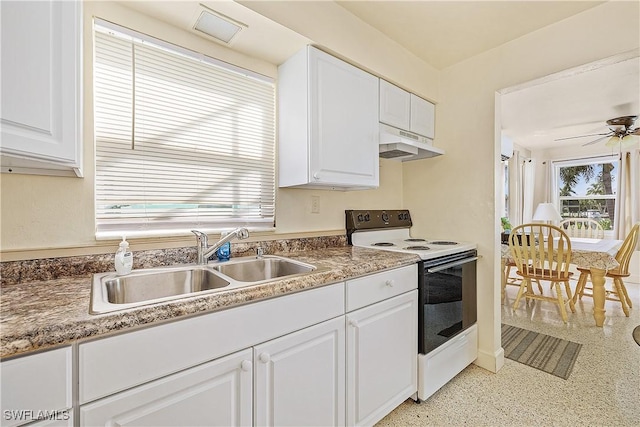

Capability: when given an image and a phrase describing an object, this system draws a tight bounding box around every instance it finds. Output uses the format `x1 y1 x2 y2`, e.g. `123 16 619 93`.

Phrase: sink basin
211 256 315 282
90 266 232 314
90 256 319 314
104 267 231 304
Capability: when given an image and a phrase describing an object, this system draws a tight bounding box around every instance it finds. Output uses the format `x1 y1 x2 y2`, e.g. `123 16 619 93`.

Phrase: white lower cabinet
80 349 253 426
0 347 72 427
254 317 345 427
345 266 418 427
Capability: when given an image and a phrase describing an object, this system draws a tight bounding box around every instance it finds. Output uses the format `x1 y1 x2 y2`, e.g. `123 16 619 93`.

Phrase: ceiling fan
555 115 640 147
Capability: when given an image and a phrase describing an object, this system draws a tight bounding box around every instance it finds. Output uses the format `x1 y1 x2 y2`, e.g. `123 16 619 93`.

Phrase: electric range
346 209 479 401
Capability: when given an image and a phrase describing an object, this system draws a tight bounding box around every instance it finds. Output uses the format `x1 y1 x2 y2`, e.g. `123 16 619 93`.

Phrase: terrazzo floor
376 278 640 426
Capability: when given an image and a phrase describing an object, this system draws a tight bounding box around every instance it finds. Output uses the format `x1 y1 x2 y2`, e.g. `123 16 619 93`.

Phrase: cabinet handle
241 360 252 372
349 319 359 328
313 172 320 180
385 280 394 287
259 352 271 363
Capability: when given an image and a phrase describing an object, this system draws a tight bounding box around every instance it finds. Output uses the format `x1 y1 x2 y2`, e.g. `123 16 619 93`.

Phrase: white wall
404 1 640 372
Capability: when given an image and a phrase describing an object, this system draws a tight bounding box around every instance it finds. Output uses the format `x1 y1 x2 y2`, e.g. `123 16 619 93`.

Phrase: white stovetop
350 229 476 260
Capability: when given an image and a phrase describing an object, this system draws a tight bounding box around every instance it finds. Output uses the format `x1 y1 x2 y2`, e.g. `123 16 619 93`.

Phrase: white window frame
93 19 275 239
551 154 618 238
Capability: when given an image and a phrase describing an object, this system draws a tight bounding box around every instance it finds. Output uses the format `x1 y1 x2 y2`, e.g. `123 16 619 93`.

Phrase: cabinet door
254 316 345 427
80 349 252 427
0 347 72 427
308 47 379 188
0 0 82 175
379 80 411 130
409 94 435 139
346 291 418 427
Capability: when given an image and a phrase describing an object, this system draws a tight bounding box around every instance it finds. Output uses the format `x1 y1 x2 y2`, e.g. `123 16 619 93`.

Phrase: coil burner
430 241 458 245
405 246 430 251
405 238 427 242
372 242 395 247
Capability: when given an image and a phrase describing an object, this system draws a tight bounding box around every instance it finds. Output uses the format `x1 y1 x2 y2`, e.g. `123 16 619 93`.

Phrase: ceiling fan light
621 134 639 147
604 135 620 147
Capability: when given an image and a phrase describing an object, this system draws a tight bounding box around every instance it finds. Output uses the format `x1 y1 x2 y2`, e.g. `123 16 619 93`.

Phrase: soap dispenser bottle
115 236 133 275
217 231 231 261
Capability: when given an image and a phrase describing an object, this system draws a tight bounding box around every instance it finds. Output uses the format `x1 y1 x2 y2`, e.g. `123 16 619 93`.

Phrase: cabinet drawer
418 324 477 400
346 264 417 312
1 347 72 427
79 282 344 404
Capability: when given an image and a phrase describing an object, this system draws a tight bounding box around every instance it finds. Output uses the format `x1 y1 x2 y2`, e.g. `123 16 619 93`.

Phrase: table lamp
532 203 562 224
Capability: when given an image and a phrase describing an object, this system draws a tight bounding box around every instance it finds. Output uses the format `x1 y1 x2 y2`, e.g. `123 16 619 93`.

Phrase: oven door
419 250 477 354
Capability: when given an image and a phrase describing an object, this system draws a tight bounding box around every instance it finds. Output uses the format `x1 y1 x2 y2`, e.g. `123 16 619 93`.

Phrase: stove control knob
364 213 370 222
357 214 364 222
381 212 389 222
403 213 410 220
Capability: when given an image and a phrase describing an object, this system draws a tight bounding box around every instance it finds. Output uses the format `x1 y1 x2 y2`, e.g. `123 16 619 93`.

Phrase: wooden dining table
501 237 624 327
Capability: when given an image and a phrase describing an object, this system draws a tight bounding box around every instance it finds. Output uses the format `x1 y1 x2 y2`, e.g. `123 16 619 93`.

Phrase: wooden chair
509 224 576 322
573 223 639 317
559 218 604 239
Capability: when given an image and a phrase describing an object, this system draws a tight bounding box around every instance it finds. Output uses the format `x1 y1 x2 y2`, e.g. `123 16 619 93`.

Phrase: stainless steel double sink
90 256 318 314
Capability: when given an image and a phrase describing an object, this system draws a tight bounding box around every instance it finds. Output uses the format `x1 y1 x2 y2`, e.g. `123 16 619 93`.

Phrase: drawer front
79 282 344 404
1 347 72 427
418 324 477 401
80 349 252 427
346 264 417 312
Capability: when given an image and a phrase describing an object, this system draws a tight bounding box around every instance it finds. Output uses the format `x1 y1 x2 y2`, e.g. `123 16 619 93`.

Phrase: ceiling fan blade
555 132 611 141
582 135 611 146
630 128 640 136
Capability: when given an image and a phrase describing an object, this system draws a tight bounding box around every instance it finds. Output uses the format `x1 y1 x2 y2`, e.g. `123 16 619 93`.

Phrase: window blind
94 23 275 238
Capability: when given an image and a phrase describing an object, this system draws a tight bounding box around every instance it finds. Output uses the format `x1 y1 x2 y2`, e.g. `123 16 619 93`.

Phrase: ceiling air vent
193 7 246 45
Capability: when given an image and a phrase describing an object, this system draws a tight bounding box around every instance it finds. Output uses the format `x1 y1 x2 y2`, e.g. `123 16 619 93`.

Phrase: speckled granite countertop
1 247 419 359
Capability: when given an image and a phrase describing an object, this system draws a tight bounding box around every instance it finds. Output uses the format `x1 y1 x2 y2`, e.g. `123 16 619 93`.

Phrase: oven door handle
427 256 478 273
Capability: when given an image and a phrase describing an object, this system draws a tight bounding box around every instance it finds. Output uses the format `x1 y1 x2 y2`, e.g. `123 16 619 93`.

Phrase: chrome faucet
191 228 249 264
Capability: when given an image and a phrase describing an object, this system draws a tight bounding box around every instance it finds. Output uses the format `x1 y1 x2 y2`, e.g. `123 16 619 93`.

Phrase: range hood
379 123 444 161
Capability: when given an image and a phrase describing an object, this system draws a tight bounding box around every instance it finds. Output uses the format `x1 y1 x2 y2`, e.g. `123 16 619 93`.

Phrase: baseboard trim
474 347 505 373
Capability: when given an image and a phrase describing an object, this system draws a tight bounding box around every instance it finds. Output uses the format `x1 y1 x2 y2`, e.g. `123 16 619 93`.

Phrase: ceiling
501 55 640 151
336 0 605 70
119 1 638 151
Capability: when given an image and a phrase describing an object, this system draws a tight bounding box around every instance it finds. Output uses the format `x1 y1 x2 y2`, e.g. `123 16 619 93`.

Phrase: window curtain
521 158 536 224
614 149 640 239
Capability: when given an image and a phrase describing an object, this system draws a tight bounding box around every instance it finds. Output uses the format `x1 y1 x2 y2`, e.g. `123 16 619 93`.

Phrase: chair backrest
615 223 639 275
559 218 604 239
509 223 572 279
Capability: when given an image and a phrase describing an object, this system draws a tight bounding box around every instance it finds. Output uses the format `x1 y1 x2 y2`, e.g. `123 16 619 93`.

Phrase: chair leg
564 280 576 313
612 278 630 317
535 279 543 293
554 282 568 323
617 278 633 308
502 263 511 301
513 278 528 310
574 271 589 303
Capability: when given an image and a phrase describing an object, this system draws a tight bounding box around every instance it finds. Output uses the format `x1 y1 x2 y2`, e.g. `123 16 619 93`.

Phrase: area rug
501 324 582 380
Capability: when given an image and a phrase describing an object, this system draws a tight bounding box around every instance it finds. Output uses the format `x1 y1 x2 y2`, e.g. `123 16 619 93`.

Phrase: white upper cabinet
0 0 83 177
410 94 435 139
379 79 411 130
278 46 379 190
379 79 435 140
